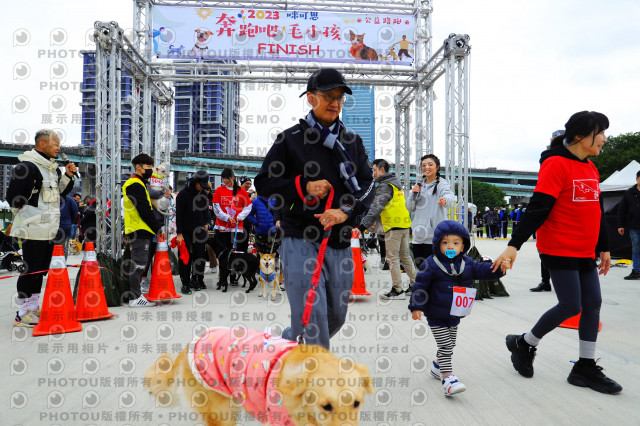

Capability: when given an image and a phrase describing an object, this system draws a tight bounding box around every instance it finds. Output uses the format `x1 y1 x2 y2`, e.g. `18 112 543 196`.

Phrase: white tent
600 160 640 192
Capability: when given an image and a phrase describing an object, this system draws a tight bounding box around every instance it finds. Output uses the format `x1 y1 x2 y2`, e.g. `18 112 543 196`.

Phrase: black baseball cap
193 170 210 186
299 68 353 98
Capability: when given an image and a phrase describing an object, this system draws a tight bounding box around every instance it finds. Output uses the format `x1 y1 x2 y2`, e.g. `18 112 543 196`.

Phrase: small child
409 220 510 396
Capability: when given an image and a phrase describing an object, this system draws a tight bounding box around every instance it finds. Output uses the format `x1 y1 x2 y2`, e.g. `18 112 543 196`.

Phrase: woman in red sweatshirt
493 111 622 395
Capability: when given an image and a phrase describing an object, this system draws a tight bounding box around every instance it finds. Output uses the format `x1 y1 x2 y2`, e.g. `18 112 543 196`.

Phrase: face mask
445 249 457 259
142 168 153 179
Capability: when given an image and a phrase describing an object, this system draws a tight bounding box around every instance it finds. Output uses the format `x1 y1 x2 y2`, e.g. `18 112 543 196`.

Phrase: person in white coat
7 130 76 327
406 154 455 268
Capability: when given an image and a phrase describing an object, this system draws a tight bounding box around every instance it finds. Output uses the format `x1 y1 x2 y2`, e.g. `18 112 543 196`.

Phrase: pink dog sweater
191 327 298 425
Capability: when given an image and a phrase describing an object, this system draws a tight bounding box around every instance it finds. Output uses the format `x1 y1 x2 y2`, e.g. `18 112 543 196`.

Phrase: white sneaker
430 360 441 379
140 278 150 294
442 375 466 396
210 266 218 274
380 288 406 300
129 294 156 307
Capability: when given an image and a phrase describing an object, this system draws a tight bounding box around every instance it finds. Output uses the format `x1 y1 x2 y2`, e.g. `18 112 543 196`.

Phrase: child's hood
432 220 471 262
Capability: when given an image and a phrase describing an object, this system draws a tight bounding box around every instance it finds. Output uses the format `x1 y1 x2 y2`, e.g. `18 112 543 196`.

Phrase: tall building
0 164 12 200
80 51 157 150
80 55 239 156
342 85 375 160
174 61 239 154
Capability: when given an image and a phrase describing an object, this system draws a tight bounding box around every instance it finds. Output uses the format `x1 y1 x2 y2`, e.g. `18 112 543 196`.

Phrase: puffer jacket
408 220 504 327
405 177 455 244
246 196 277 236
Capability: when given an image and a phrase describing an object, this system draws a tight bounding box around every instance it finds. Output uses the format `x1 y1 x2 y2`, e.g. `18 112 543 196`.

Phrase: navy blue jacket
59 195 79 235
409 220 505 327
246 196 277 236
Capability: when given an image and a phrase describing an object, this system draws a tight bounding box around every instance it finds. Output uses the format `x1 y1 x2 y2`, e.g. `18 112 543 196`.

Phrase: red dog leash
298 187 334 344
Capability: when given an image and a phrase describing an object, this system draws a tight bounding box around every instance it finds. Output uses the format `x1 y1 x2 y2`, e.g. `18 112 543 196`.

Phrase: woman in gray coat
406 154 456 268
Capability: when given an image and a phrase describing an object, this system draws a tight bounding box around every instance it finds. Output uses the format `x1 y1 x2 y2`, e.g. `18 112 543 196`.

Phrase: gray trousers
280 237 353 349
128 238 152 298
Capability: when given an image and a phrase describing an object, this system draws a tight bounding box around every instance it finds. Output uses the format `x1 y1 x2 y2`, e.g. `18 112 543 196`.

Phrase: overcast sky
1 0 639 172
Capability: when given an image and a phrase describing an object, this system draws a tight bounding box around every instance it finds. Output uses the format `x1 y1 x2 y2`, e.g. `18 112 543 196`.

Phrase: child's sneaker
442 375 466 396
14 311 38 327
430 360 441 379
129 294 156 307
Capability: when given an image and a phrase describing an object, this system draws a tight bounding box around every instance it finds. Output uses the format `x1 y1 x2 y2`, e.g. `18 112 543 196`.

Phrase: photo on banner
152 5 416 65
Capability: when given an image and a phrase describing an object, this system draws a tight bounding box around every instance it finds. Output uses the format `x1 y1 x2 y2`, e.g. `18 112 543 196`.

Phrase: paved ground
2 237 639 426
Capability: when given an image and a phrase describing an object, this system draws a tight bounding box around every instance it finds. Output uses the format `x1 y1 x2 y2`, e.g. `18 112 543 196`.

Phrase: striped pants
431 325 458 373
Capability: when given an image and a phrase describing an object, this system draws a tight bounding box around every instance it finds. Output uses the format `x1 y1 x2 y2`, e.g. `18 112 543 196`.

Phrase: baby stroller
0 230 25 273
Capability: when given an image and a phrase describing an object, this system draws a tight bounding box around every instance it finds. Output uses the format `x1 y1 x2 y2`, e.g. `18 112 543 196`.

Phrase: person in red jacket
493 111 622 395
212 167 252 289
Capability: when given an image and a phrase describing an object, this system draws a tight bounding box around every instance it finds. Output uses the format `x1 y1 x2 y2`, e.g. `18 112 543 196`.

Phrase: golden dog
259 253 283 300
145 327 374 426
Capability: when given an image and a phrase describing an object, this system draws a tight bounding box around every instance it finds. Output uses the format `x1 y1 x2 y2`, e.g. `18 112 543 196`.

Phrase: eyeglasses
313 92 346 104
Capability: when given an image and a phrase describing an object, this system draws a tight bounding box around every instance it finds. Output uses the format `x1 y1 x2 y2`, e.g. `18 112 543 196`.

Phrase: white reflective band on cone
84 251 97 262
351 237 360 248
50 256 66 269
157 241 168 251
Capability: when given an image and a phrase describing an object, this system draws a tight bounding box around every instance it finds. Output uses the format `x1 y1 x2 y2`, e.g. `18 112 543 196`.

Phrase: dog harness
260 269 277 282
191 327 298 425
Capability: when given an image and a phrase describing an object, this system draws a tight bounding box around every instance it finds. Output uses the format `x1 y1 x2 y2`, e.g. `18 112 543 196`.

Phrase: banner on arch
152 5 416 65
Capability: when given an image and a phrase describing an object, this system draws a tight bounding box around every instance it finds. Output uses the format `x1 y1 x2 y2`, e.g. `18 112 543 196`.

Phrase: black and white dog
208 237 259 293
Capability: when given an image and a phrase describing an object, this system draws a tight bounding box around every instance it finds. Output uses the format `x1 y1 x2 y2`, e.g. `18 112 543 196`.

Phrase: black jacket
176 179 210 243
617 185 640 231
255 119 374 249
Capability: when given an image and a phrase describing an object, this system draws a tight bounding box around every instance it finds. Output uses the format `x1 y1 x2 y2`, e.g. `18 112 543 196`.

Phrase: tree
468 180 506 210
590 132 640 181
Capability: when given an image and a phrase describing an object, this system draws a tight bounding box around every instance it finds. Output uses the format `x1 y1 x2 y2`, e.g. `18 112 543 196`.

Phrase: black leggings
531 268 602 342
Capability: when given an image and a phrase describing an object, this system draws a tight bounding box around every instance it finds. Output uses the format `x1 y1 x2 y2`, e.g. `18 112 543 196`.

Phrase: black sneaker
623 270 640 280
567 359 622 394
506 334 536 378
180 285 192 295
380 288 406 300
189 277 201 291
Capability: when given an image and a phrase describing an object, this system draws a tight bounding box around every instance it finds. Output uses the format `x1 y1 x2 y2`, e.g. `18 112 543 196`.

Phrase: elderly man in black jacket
175 171 211 294
255 68 374 349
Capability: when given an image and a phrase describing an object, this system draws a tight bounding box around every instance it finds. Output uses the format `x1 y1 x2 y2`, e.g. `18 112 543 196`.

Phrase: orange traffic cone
559 313 602 331
33 245 83 336
146 235 181 302
350 230 370 296
75 242 115 321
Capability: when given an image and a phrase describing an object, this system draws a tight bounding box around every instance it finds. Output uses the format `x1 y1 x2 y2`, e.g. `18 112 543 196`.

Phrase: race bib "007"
450 286 477 317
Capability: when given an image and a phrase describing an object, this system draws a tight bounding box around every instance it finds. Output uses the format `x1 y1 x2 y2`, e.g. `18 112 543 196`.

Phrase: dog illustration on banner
349 30 379 61
189 28 214 58
145 326 374 426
